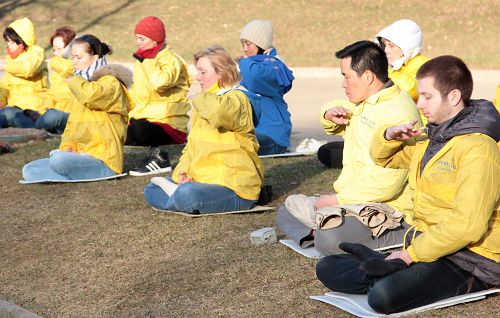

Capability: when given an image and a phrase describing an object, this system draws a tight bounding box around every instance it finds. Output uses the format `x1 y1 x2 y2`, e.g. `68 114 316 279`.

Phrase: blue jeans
35 109 69 133
256 132 288 155
22 150 116 181
144 179 256 213
0 106 37 128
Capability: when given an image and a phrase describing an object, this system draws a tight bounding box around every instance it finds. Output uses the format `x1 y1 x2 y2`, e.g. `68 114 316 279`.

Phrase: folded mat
279 239 403 259
152 205 274 217
310 289 500 317
259 151 311 158
19 173 128 184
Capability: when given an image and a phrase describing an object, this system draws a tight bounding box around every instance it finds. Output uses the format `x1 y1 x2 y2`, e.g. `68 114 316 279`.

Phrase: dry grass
1 140 499 317
1 1 499 316
0 0 499 68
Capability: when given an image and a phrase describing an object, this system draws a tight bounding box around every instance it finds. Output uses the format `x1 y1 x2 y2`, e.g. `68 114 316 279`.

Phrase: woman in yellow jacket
33 26 76 133
376 19 429 103
21 35 132 182
0 17 47 128
127 16 191 176
144 46 263 213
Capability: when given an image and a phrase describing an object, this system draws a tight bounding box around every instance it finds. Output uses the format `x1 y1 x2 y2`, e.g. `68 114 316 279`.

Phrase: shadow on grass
0 0 37 21
41 0 137 51
263 156 338 204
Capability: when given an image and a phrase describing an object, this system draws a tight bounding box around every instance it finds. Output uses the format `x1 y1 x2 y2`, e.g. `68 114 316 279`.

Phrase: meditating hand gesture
384 119 423 141
324 107 352 125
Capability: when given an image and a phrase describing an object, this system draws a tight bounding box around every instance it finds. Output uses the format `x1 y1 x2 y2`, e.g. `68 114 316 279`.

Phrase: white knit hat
240 20 273 50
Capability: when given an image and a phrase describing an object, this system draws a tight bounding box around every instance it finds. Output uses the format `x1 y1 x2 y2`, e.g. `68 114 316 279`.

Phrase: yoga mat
152 205 275 217
19 173 128 184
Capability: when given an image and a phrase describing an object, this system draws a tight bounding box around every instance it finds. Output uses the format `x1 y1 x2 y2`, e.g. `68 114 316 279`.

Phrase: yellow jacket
370 106 500 263
389 54 428 102
129 46 191 132
173 86 263 201
40 56 74 113
60 65 132 174
320 84 422 216
0 17 47 111
494 86 500 112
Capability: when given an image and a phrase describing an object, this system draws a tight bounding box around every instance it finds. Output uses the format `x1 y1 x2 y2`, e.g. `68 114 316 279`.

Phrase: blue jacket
239 48 294 147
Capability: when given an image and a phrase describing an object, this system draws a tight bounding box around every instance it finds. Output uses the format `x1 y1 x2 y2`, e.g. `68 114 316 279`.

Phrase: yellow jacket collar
363 83 400 106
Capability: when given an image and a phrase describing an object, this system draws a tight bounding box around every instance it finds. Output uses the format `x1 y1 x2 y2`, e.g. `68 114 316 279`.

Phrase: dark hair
73 34 112 57
416 55 473 105
335 40 389 82
50 26 76 47
3 27 26 47
257 47 265 55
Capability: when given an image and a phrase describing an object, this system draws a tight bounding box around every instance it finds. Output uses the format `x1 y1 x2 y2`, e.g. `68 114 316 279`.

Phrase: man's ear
447 89 462 107
363 70 375 85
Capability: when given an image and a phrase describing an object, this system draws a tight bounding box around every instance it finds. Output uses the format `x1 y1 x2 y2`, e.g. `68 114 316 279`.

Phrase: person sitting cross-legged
143 46 263 214
316 55 500 314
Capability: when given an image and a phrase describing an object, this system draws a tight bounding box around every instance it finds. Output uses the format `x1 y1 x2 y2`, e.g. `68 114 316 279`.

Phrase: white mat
279 239 321 258
279 239 403 259
19 173 128 184
310 289 500 317
259 151 310 158
152 205 274 217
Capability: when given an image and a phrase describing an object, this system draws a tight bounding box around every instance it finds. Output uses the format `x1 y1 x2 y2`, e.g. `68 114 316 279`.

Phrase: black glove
133 53 144 63
359 257 407 277
339 242 407 277
339 242 386 261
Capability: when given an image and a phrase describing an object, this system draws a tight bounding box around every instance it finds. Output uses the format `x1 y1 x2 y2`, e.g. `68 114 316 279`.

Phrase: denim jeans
0 106 38 128
315 254 489 314
22 150 116 181
256 132 288 155
144 179 256 213
35 109 69 133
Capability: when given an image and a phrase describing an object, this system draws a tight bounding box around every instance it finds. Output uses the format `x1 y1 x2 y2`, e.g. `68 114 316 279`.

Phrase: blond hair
194 45 240 88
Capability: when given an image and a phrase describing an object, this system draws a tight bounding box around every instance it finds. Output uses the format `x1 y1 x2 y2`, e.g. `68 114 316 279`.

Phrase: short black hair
335 40 389 82
417 55 473 105
3 27 26 47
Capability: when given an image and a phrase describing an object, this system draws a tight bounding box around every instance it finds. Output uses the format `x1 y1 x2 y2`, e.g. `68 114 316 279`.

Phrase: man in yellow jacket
316 55 499 314
0 17 47 128
277 41 422 255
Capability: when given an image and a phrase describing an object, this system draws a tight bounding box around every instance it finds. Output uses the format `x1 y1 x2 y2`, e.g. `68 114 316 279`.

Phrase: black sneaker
129 147 172 176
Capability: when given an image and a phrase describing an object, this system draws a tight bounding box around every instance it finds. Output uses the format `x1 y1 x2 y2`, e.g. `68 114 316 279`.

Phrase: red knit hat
134 16 166 43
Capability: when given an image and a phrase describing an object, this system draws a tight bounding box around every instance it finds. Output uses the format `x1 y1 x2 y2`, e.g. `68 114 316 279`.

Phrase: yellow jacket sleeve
5 46 45 79
408 139 500 262
370 126 417 170
172 144 191 183
138 54 182 93
494 86 500 112
0 82 8 106
68 76 121 113
319 99 354 136
50 56 73 78
192 91 254 132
